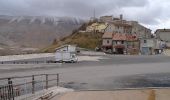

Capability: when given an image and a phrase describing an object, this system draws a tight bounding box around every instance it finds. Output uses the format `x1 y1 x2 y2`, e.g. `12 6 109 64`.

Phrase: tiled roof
112 33 138 41
102 32 113 38
126 34 138 41
112 33 126 40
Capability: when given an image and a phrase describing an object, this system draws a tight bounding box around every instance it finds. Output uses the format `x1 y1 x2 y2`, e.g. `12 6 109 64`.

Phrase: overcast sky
0 0 170 31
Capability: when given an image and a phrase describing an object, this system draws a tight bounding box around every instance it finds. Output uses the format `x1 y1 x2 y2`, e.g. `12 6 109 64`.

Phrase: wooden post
46 74 48 89
32 75 35 94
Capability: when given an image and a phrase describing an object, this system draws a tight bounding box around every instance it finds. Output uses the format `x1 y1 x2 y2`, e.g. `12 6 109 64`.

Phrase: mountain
0 15 84 55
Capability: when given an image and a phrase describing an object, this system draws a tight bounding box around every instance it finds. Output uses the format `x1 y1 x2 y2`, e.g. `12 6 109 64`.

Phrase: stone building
100 16 113 22
102 32 113 53
140 38 165 55
155 29 170 48
112 33 139 54
102 15 151 54
86 22 108 33
102 32 139 54
128 21 152 38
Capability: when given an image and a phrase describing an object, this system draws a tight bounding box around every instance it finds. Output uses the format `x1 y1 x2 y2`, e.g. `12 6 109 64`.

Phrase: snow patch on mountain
4 16 84 25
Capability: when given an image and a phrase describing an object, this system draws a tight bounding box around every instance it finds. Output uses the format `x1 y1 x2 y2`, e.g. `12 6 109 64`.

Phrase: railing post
46 74 48 89
0 87 2 100
57 74 59 86
8 78 14 100
32 75 35 94
4 86 8 99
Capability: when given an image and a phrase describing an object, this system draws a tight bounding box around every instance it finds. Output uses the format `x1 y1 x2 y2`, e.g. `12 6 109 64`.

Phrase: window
107 40 110 44
144 40 147 43
121 41 124 44
117 41 121 45
132 44 135 48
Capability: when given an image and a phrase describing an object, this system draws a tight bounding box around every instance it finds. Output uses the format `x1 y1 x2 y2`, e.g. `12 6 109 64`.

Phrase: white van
55 51 78 63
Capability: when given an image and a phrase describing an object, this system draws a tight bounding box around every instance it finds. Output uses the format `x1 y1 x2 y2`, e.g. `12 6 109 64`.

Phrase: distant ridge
0 15 84 55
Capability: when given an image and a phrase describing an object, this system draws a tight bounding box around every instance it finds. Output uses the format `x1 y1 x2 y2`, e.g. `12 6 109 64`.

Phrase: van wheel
71 60 74 63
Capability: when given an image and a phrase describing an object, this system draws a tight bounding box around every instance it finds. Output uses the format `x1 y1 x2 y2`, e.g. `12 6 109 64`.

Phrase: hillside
42 32 103 52
0 15 84 55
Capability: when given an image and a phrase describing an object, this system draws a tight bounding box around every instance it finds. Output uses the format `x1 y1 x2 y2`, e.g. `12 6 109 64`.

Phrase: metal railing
0 61 51 64
0 74 59 100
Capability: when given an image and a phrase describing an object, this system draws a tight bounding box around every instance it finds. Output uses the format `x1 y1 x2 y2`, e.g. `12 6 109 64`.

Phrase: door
141 47 151 55
116 48 124 54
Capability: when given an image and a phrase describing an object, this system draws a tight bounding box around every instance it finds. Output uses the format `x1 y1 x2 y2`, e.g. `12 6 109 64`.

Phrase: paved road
0 55 170 90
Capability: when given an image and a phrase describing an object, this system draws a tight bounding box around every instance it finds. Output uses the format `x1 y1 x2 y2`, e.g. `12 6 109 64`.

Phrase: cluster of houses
85 15 170 55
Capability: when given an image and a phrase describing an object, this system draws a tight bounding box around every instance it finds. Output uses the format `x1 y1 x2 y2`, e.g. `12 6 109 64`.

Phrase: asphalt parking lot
0 55 170 90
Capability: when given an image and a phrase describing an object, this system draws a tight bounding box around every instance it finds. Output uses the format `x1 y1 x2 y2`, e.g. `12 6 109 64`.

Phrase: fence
0 74 59 100
0 61 47 65
0 60 60 65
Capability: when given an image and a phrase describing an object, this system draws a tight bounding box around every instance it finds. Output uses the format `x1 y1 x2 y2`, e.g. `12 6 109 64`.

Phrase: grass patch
41 32 103 53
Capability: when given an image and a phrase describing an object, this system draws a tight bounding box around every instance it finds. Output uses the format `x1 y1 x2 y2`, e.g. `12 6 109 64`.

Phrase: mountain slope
0 15 84 55
42 32 103 53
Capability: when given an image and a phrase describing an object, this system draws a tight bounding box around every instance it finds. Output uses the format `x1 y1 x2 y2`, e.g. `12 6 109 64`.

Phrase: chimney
120 14 123 20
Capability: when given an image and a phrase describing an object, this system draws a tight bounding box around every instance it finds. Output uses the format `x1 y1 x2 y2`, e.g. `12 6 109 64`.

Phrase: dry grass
41 32 103 52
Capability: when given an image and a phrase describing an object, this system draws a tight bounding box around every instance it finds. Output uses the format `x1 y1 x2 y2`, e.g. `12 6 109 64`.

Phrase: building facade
112 33 139 54
105 22 132 34
86 23 108 33
102 32 139 54
102 32 113 53
128 21 152 38
100 16 113 22
140 38 164 55
102 15 151 55
155 29 170 48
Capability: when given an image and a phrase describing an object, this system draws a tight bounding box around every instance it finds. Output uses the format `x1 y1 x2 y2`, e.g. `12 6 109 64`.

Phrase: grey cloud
0 0 148 17
0 0 170 30
117 0 166 26
28 0 148 17
122 6 163 25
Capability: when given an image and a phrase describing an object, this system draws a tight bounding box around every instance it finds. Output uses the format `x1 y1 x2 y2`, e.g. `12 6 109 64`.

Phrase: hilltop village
77 15 168 55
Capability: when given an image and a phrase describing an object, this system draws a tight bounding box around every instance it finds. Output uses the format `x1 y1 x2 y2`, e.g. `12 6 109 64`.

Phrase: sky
0 0 170 32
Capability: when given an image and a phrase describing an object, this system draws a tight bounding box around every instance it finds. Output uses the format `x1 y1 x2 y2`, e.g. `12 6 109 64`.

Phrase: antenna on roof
93 8 96 19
